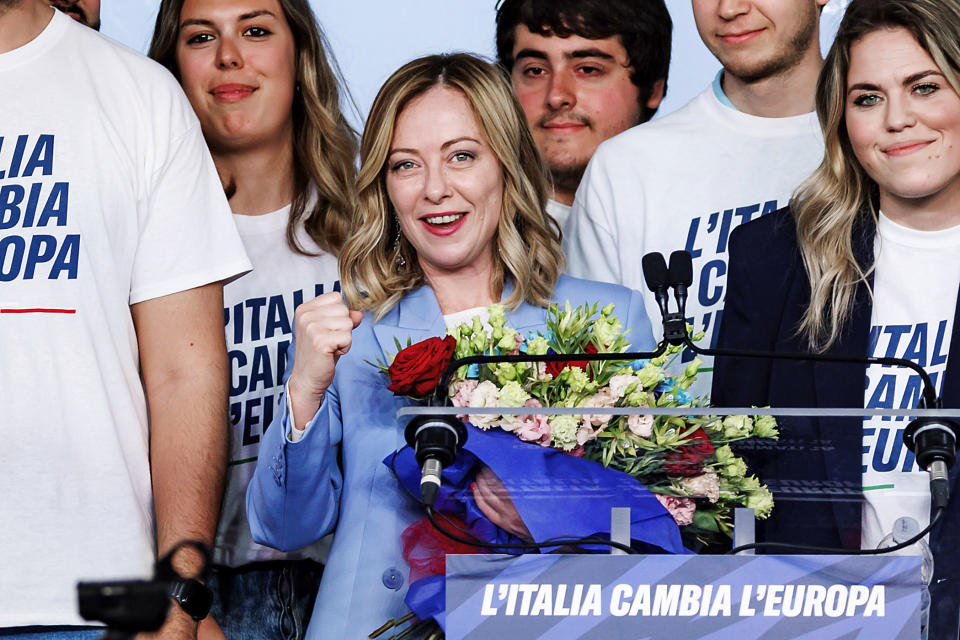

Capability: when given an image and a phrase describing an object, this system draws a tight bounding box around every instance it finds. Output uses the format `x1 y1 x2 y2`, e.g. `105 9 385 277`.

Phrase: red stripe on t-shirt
0 308 77 314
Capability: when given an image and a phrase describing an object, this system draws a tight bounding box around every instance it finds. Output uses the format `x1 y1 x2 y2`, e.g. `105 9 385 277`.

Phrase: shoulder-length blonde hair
340 53 563 319
791 0 960 351
148 0 357 256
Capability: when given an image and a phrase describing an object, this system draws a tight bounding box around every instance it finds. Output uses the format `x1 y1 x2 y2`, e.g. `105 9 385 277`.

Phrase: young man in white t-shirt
564 0 829 396
0 1 250 637
494 0 672 229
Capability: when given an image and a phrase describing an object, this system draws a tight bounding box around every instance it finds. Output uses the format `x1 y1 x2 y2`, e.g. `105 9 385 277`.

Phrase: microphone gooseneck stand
644 250 957 555
404 250 957 558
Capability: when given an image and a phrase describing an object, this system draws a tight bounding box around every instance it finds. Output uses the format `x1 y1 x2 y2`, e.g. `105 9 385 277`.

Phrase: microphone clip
404 413 468 506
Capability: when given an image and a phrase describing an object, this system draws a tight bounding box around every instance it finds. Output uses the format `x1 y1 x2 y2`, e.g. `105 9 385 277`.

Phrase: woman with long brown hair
149 1 356 637
714 1 960 636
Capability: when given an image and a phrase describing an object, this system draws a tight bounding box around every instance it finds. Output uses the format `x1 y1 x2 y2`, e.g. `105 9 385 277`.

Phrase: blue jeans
0 628 103 640
208 560 322 640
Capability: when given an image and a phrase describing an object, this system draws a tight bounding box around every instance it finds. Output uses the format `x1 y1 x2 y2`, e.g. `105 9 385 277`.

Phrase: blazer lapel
372 285 446 361
940 282 960 405
931 277 960 553
811 215 875 544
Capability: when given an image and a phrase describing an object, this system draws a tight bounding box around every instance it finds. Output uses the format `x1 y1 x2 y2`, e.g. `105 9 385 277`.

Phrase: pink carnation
514 399 551 445
509 332 525 356
655 493 697 526
576 425 597 445
583 388 617 427
450 379 478 408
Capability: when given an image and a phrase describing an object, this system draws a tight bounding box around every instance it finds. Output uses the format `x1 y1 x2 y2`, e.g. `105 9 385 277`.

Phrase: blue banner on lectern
446 554 921 639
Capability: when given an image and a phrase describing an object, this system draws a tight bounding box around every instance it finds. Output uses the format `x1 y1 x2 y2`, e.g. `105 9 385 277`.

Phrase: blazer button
381 567 404 590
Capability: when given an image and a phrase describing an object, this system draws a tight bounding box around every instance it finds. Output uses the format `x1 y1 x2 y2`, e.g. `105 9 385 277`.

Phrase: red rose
387 335 457 397
663 428 714 477
663 450 704 477
545 342 598 379
684 428 715 459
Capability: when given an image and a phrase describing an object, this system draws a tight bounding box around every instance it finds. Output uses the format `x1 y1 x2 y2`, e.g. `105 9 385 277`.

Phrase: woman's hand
471 466 533 542
288 292 363 430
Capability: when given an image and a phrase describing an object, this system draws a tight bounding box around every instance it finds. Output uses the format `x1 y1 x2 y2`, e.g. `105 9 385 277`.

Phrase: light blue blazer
247 274 655 639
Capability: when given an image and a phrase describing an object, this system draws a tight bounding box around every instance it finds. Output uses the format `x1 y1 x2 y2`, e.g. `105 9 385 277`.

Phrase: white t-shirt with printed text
861 213 960 548
564 86 823 397
217 206 338 566
0 11 250 626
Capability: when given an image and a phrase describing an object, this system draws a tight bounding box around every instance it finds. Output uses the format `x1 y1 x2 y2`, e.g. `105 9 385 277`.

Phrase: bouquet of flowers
371 301 777 638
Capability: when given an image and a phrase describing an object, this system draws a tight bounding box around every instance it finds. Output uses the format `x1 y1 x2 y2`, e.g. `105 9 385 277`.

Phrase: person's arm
246 292 362 551
133 282 229 639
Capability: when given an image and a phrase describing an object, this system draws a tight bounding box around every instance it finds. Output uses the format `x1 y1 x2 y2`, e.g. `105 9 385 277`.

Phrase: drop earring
393 216 406 268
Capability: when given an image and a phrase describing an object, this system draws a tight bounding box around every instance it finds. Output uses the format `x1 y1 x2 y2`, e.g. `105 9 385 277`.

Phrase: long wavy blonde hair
340 53 563 319
148 0 357 256
791 0 960 351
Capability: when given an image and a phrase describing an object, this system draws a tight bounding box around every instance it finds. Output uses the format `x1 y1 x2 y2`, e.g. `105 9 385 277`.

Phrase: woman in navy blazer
714 1 960 637
246 54 658 639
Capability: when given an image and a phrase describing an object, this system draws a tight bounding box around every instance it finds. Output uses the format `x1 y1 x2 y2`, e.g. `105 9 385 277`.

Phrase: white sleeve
563 147 622 285
130 94 249 304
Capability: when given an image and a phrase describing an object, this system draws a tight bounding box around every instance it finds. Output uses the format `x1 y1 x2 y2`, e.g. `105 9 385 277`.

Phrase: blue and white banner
446 554 921 639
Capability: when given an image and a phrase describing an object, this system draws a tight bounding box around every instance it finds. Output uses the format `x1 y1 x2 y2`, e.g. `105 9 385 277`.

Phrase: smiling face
510 25 650 203
845 27 960 228
175 0 297 153
386 85 504 285
692 0 824 83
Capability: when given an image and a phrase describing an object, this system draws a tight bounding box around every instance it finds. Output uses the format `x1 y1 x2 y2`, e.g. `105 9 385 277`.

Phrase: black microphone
642 251 688 345
658 249 958 510
641 252 670 319
905 416 957 510
667 250 693 315
404 413 468 506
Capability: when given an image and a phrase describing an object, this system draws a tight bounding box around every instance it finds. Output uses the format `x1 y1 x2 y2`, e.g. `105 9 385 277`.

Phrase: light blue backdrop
101 0 851 128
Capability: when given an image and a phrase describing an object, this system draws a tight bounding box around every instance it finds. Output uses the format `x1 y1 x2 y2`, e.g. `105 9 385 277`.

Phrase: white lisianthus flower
627 413 654 437
680 472 721 503
608 374 640 399
467 380 500 428
582 388 616 427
